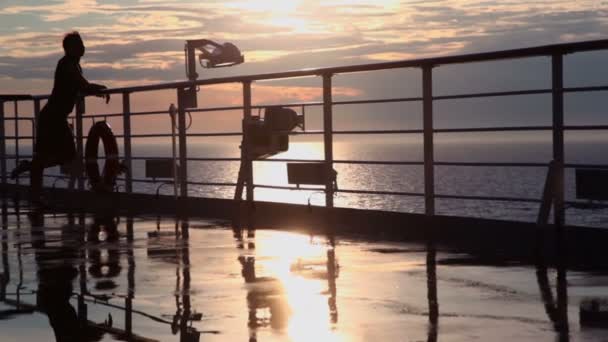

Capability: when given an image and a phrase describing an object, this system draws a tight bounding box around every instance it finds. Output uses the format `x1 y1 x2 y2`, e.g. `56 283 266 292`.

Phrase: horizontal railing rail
12 38 605 98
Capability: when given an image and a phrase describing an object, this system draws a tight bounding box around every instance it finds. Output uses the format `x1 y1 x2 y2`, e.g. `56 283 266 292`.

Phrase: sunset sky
1 0 607 136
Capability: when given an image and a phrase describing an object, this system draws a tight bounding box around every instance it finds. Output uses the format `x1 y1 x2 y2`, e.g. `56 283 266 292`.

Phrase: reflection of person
28 209 106 341
37 258 81 341
11 31 110 203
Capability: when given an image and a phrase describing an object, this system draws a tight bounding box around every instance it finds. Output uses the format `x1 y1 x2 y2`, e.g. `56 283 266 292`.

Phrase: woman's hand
92 84 110 104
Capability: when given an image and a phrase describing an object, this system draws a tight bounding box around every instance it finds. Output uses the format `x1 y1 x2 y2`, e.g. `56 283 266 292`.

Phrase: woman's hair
62 31 82 52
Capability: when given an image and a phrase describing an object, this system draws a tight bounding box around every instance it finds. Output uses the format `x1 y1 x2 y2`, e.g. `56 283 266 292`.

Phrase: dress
35 56 83 165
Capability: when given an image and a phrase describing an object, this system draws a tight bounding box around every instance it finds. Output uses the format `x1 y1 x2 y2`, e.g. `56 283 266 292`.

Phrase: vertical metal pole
243 81 254 203
424 112 438 331
322 74 334 208
0 101 6 185
16 232 23 307
14 102 19 186
33 99 40 153
551 54 565 228
122 93 133 193
76 98 85 191
170 105 179 198
176 89 188 198
422 66 435 216
186 42 197 81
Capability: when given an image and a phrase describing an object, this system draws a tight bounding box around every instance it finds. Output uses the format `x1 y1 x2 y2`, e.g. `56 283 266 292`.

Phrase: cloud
0 0 120 22
188 82 363 106
2 0 608 134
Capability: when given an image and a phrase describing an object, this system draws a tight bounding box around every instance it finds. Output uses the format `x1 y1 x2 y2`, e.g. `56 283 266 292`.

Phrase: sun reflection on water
248 231 345 341
253 142 326 204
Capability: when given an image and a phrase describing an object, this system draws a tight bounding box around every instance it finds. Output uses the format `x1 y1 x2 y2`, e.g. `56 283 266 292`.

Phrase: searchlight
185 39 244 81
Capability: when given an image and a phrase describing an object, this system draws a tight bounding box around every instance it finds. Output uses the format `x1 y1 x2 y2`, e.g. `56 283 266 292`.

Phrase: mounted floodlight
199 42 243 68
264 106 305 132
246 107 305 159
185 39 244 81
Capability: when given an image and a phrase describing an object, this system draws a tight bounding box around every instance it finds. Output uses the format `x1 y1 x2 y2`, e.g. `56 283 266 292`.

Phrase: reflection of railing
3 39 608 224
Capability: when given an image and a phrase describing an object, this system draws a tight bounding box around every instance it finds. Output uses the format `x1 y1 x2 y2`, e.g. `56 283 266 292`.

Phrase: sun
228 0 302 14
227 0 314 32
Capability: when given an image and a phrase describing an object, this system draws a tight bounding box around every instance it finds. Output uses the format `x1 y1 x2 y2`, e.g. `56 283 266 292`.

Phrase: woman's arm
66 60 111 103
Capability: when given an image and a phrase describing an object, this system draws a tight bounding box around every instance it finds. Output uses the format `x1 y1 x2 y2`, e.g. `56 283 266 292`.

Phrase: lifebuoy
85 121 120 192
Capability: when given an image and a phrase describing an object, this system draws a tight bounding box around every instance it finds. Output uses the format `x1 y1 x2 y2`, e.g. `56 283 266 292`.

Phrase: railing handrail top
4 38 608 101
0 95 33 101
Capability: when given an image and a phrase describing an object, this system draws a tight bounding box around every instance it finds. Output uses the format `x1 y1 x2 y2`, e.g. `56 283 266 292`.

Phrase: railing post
14 102 19 186
176 88 188 198
242 81 254 203
322 74 334 208
552 53 565 229
0 101 5 185
33 99 40 147
422 65 435 215
122 93 133 193
75 97 85 191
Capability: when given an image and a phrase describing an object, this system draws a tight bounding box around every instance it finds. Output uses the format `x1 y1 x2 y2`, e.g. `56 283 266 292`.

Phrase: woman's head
63 31 85 57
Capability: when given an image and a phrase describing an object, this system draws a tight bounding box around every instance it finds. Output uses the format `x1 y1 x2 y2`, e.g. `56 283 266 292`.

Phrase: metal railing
3 39 608 224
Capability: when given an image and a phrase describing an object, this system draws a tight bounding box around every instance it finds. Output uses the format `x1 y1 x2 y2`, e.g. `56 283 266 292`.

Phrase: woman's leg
29 155 61 201
29 158 43 200
29 119 74 200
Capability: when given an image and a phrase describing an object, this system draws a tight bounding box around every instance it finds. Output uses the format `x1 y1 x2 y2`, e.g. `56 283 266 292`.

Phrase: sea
6 137 608 228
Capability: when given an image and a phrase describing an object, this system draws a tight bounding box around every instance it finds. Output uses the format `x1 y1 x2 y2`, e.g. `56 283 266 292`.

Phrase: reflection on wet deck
1 199 607 341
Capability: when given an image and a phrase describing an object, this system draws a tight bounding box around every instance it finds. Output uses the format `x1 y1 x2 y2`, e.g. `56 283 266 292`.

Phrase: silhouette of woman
11 31 110 203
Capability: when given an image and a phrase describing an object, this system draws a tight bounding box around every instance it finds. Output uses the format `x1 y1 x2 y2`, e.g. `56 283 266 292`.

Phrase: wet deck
1 199 607 341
